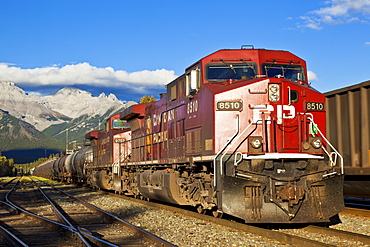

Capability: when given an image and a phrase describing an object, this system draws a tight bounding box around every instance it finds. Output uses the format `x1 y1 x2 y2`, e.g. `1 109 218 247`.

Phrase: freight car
33 147 93 184
325 80 370 198
34 47 344 224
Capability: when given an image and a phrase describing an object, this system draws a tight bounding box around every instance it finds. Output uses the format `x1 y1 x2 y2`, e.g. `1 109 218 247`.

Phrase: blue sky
1 0 370 102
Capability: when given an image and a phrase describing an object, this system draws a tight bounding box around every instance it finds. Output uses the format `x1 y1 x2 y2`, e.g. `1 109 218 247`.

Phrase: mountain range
0 81 136 162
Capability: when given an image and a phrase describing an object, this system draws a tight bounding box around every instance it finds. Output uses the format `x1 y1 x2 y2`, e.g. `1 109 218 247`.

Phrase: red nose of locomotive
251 78 326 156
214 77 327 158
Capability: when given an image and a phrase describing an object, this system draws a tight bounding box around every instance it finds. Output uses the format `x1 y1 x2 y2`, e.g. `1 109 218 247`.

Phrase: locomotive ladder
214 116 258 186
213 116 258 213
112 151 131 174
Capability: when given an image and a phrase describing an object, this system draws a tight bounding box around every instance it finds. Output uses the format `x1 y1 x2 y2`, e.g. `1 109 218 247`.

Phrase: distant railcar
325 80 370 198
16 168 23 176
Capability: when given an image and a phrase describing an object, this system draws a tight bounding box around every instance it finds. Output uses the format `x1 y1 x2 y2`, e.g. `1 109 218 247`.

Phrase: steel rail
304 225 370 245
47 183 176 247
5 180 69 228
4 179 90 246
0 177 17 188
0 178 28 246
95 189 333 247
0 224 29 247
33 181 93 247
0 200 19 214
32 178 124 247
342 206 370 217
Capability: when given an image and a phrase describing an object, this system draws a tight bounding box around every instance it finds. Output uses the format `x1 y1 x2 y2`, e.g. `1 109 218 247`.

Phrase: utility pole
66 128 69 153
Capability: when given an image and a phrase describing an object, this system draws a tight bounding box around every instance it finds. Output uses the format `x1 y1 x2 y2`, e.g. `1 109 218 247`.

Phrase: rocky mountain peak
0 81 136 131
55 86 93 97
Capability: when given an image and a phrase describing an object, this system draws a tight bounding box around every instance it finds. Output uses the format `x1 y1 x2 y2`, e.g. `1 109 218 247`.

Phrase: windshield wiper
220 59 236 74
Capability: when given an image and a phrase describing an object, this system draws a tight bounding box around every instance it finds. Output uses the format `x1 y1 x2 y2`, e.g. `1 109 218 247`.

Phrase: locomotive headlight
250 137 262 149
269 84 280 102
311 137 322 149
269 84 279 93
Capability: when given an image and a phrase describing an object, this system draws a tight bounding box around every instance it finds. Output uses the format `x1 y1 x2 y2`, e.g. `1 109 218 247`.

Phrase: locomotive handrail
305 113 344 175
112 150 131 174
224 122 259 166
215 117 257 180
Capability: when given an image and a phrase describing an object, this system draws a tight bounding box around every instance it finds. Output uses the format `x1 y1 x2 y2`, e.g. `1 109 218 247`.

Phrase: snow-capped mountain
40 87 124 119
0 81 69 131
0 81 136 131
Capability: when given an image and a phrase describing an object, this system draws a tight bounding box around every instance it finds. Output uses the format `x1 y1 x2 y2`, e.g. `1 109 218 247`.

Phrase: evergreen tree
0 156 14 176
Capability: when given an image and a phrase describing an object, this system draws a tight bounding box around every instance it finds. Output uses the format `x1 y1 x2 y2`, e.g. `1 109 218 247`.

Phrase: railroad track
0 177 64 247
93 188 370 246
0 177 175 246
4 177 370 246
0 177 15 188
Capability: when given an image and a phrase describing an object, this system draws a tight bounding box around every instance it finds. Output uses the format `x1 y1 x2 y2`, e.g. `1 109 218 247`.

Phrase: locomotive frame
35 47 344 224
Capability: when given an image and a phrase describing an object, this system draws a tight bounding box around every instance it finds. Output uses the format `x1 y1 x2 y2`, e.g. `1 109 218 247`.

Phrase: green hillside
0 110 64 152
42 107 125 147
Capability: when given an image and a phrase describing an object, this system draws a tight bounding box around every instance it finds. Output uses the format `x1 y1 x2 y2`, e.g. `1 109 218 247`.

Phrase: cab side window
290 90 298 103
186 68 200 96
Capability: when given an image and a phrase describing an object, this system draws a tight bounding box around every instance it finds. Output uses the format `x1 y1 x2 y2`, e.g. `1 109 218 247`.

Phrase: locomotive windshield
262 63 305 82
112 119 130 129
206 63 257 81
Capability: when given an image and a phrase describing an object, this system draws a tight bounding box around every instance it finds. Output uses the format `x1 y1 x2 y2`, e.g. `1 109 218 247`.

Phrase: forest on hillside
0 156 14 176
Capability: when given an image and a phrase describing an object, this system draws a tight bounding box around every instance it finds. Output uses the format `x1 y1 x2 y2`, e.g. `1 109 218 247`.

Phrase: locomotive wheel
197 205 206 214
212 210 223 218
139 195 150 201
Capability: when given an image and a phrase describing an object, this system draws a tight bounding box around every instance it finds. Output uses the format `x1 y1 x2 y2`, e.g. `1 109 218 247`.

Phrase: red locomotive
35 47 344 223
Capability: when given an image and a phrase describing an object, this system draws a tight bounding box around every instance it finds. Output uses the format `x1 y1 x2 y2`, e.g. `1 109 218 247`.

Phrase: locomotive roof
186 48 305 71
85 130 99 140
120 102 151 120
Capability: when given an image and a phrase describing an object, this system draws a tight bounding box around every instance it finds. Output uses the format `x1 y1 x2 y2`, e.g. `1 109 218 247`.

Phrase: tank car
88 47 344 224
62 147 92 184
33 159 56 179
33 148 92 184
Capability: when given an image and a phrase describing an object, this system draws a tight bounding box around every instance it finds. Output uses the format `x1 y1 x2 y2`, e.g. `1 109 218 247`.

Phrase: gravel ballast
59 186 370 247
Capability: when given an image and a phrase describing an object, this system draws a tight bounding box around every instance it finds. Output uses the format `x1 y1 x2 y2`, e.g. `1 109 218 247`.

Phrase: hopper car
34 46 344 223
325 80 370 198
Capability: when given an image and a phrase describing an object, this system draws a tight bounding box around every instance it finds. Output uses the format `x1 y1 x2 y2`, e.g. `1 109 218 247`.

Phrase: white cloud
365 41 370 45
299 0 370 29
308 70 318 81
0 62 177 88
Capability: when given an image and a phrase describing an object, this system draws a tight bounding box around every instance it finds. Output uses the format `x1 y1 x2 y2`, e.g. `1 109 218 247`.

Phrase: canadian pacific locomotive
34 47 344 223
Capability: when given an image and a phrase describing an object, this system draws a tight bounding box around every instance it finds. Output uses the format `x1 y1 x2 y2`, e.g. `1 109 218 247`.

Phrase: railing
219 121 257 173
112 149 131 174
213 116 258 187
305 113 344 175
